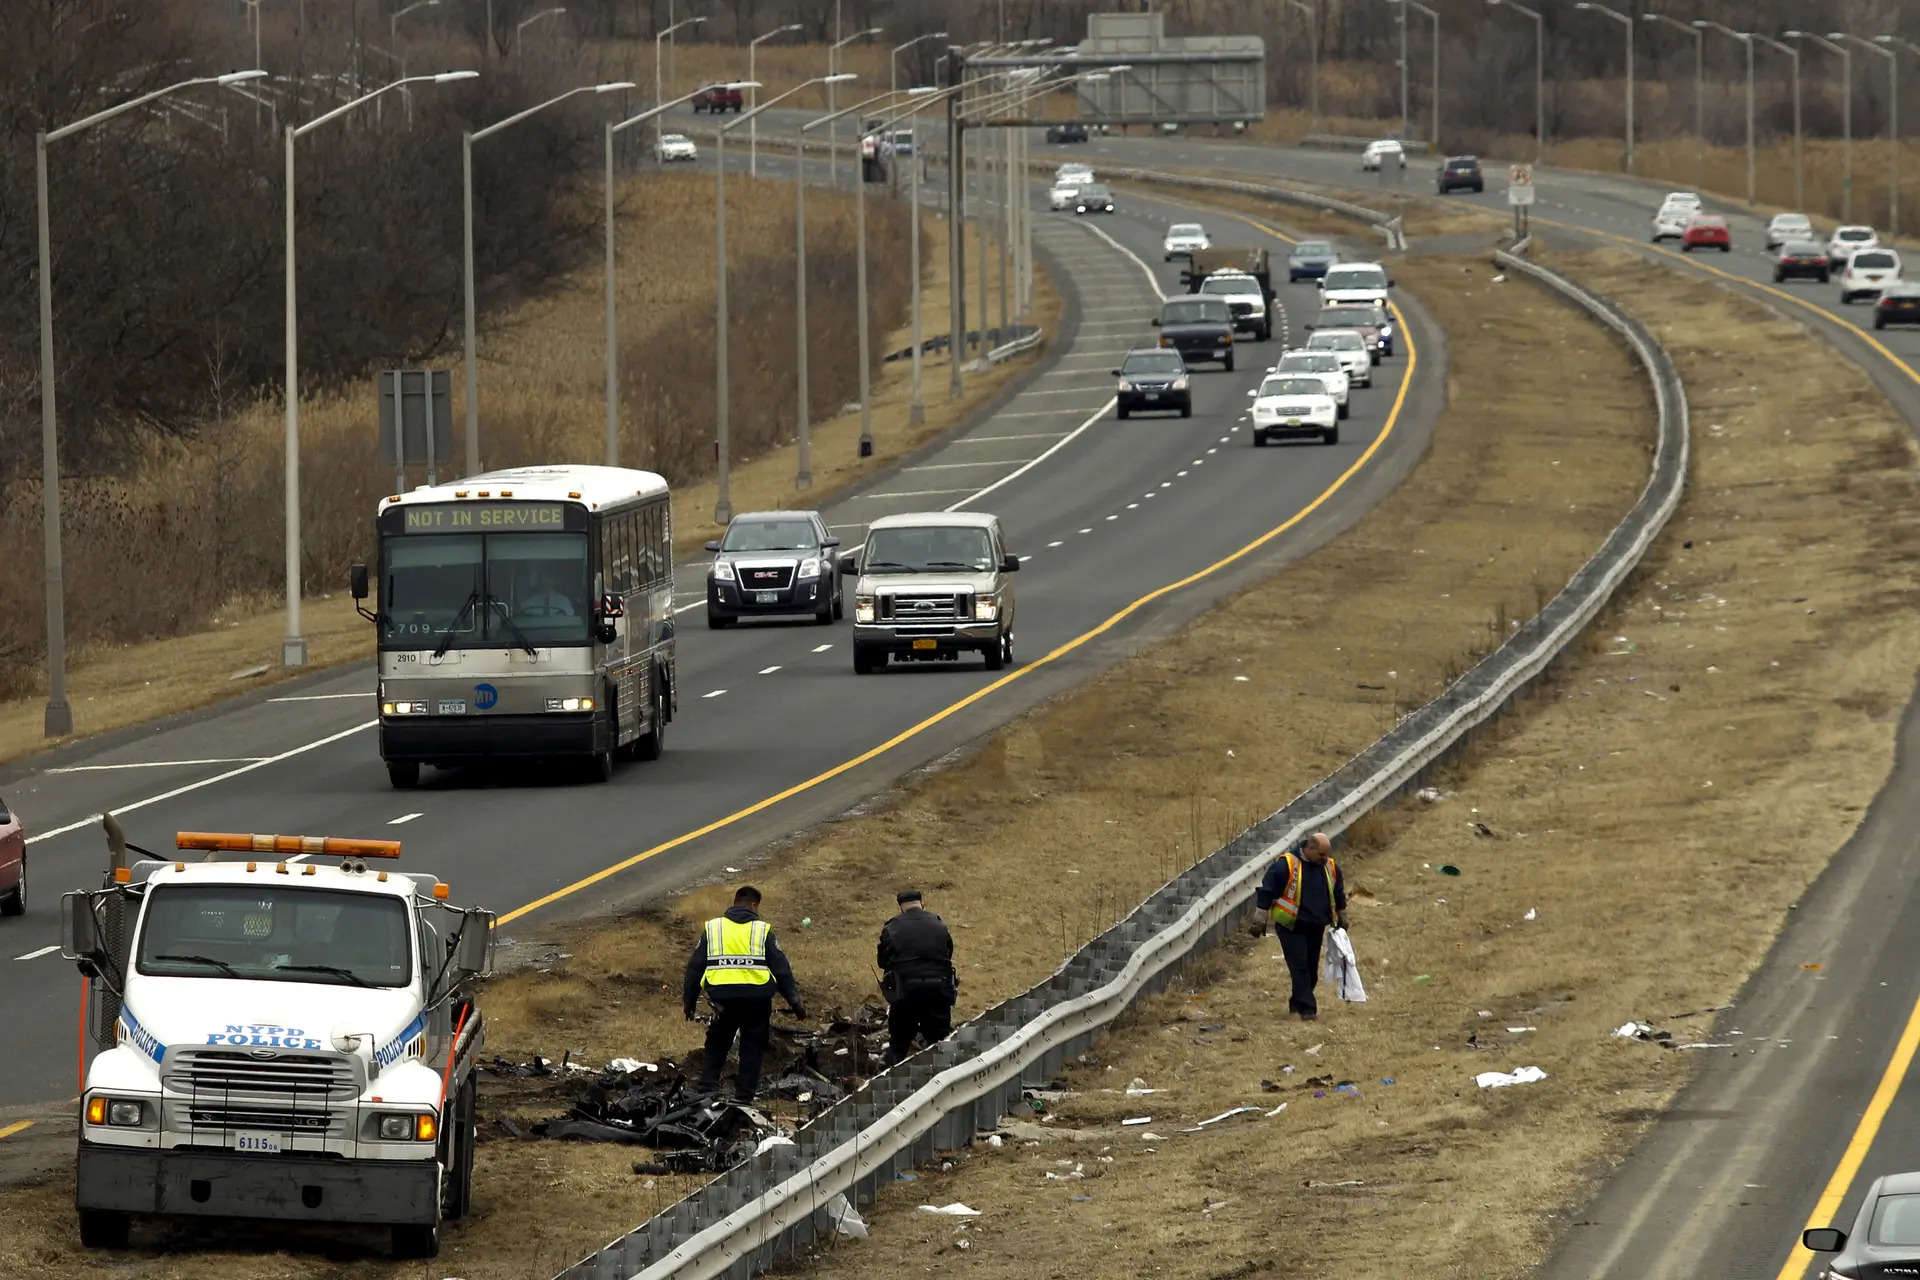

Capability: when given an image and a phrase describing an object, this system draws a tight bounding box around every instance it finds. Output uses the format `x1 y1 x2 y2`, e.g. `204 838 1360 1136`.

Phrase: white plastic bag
1322 927 1368 1003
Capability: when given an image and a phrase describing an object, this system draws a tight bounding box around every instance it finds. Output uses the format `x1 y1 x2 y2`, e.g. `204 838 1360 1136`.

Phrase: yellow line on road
0 1121 35 1141
499 213 1413 928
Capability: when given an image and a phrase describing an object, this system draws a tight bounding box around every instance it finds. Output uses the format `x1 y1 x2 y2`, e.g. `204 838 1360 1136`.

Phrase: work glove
1247 922 1267 938
787 1002 808 1021
684 1007 697 1022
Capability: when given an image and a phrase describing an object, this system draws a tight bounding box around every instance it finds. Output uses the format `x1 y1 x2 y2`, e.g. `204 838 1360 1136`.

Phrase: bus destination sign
399 501 570 532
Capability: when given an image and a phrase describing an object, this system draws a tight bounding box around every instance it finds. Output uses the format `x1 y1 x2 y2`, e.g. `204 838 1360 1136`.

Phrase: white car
1361 139 1406 171
1319 261 1393 309
1248 374 1340 446
1306 330 1372 387
656 133 698 163
1661 191 1703 215
1838 247 1902 303
1048 180 1083 211
1055 163 1094 186
1651 206 1693 242
1828 225 1879 267
1766 212 1814 250
1163 222 1211 259
1271 349 1351 419
1195 269 1271 341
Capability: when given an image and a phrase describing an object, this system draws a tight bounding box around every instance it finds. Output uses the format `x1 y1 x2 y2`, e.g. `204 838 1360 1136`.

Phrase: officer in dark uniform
876 888 957 1065
1252 832 1348 1021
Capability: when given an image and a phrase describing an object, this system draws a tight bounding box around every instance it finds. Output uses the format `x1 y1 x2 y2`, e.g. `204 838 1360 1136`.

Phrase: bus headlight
710 560 736 582
855 595 876 623
543 697 596 712
382 701 426 715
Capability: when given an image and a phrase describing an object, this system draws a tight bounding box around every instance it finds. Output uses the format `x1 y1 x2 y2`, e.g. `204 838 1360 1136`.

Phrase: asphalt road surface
0 157 1442 1119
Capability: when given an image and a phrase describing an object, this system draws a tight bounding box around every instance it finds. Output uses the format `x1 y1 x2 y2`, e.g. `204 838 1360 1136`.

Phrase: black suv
1437 155 1484 194
1046 122 1089 144
1112 348 1192 419
705 510 842 628
1151 297 1236 370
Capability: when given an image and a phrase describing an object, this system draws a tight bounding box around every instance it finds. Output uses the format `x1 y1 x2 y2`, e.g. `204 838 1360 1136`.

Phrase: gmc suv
843 512 1020 673
1437 155 1484 194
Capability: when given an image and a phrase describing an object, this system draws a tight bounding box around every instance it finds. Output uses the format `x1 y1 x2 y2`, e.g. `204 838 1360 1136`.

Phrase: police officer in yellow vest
683 886 806 1101
1252 832 1348 1021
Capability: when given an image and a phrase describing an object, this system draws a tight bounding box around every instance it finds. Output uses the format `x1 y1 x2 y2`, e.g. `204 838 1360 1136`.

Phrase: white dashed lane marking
389 813 423 826
811 644 834 653
759 666 782 675
14 946 59 962
703 689 728 699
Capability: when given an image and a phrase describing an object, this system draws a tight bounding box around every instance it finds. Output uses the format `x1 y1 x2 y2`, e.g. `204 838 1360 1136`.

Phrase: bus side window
600 524 617 597
646 506 663 584
617 514 634 595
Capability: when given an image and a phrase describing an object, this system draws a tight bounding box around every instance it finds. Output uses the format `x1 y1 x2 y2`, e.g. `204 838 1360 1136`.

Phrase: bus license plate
912 638 938 651
234 1132 282 1154
755 591 779 604
437 700 467 715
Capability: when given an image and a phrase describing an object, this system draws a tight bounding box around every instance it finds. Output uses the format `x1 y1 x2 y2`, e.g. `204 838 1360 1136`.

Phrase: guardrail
554 199 1688 1280
986 323 1045 364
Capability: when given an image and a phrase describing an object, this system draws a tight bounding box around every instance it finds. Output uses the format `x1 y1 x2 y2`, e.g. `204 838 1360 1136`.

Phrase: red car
1681 215 1732 252
0 796 23 917
691 84 742 113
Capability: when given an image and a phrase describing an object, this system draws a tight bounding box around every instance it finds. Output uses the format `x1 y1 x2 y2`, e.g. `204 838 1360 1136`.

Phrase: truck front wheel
444 1074 478 1221
392 1222 439 1259
79 1209 130 1249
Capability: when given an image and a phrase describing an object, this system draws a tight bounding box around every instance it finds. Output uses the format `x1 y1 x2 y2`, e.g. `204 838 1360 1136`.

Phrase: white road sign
1509 184 1536 207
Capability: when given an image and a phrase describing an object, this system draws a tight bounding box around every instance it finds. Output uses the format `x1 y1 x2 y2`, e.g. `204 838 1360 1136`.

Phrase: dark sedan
1287 240 1340 282
1437 155 1484 194
1112 348 1192 419
1803 1171 1920 1278
1773 238 1831 283
1875 283 1920 328
705 510 841 628
1308 303 1392 361
1151 297 1236 370
1073 182 1114 214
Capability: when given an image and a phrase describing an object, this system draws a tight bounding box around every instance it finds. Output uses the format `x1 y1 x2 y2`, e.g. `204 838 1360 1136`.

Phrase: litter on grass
1183 1106 1263 1132
919 1203 982 1217
1475 1065 1548 1088
827 1194 869 1237
1121 1116 1153 1126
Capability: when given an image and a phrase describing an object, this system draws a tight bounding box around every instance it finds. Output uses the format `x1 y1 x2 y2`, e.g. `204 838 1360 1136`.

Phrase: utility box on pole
378 369 454 491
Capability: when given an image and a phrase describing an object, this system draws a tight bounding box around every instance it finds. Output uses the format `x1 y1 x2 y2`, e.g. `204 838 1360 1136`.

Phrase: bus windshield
136 884 412 989
381 531 590 649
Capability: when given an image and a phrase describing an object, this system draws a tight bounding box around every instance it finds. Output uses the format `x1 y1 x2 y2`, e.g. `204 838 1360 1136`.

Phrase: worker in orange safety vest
1252 832 1348 1021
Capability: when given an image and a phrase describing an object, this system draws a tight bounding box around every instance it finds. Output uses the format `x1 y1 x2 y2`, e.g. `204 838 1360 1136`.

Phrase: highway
996 129 1920 1280
0 164 1442 1114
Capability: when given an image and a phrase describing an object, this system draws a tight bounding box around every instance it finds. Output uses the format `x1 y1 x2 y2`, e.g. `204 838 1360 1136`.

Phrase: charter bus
349 465 677 787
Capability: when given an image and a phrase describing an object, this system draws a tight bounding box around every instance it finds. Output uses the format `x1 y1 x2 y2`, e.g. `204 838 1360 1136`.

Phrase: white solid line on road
702 689 727 699
389 813 423 826
952 431 1072 441
995 410 1093 419
1074 220 1169 300
44 757 269 774
826 523 870 531
1013 386 1118 397
861 487 980 500
26 721 377 847
903 460 1033 471
267 693 369 703
759 666 782 675
811 644 834 653
672 600 705 615
14 946 58 962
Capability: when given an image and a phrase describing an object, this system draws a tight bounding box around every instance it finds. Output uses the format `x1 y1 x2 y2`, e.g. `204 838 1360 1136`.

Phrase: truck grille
175 1104 343 1137
737 564 794 591
1228 302 1254 318
165 1049 359 1101
880 592 969 621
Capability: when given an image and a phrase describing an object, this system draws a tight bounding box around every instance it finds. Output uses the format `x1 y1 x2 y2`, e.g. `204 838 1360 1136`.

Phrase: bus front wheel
634 687 667 761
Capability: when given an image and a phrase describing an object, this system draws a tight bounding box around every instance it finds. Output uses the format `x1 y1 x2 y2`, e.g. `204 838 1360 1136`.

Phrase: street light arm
661 16 705 39
47 71 267 142
1487 0 1541 20
832 27 884 51
613 81 757 136
801 85 934 131
1574 2 1631 28
1837 33 1896 62
294 71 476 136
751 23 804 48
726 75 857 130
471 80 632 141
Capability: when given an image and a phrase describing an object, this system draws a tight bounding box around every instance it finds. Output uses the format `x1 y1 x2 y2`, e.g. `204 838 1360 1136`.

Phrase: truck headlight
710 560 736 582
543 696 596 712
376 1112 437 1142
86 1096 148 1127
108 1100 144 1126
855 595 876 623
973 592 1000 621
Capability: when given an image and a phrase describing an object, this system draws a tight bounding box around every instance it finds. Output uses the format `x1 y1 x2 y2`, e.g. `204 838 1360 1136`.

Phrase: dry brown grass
0 180 1056 762
786 250 1920 1279
0 251 1654 1274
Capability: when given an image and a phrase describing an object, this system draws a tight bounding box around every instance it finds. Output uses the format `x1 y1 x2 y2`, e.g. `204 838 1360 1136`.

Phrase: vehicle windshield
1162 299 1231 324
862 526 996 574
1261 378 1325 397
1200 276 1255 294
1871 1193 1920 1246
1168 224 1203 237
1369 141 1400 152
1079 184 1110 198
1781 241 1824 255
1122 352 1185 375
1775 214 1811 227
1446 159 1476 170
381 531 589 649
662 134 690 144
1309 331 1364 350
1292 242 1334 258
1324 267 1388 290
1854 252 1898 269
722 518 817 552
136 884 412 989
1840 228 1875 241
1317 309 1379 328
1279 354 1339 371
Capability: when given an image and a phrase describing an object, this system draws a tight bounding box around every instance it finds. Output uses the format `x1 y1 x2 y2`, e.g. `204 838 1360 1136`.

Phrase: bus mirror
349 563 368 600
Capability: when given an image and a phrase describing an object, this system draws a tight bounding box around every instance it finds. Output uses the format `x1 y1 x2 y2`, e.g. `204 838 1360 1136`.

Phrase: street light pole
1394 0 1439 150
1862 36 1902 238
1752 35 1803 212
603 80 759 468
1576 2 1634 173
33 70 265 733
656 16 705 147
515 6 565 55
1486 0 1543 165
1790 32 1852 221
465 81 631 477
1693 22 1754 206
829 27 884 191
1644 14 1702 171
748 23 803 179
284 71 474 669
1285 0 1318 133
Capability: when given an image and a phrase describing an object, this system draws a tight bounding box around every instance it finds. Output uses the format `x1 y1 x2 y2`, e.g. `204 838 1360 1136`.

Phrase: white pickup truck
63 825 495 1259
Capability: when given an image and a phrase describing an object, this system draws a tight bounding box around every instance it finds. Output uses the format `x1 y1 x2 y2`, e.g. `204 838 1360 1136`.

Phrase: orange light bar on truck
174 833 402 859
